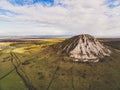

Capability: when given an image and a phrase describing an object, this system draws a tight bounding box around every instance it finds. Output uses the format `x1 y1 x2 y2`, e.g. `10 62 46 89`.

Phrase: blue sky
8 0 54 6
0 0 120 37
106 0 120 8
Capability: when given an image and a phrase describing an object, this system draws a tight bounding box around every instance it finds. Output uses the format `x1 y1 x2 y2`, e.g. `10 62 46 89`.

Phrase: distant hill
0 35 72 39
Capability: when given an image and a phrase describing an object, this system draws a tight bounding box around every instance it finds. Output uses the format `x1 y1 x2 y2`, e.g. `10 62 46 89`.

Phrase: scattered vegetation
0 38 120 90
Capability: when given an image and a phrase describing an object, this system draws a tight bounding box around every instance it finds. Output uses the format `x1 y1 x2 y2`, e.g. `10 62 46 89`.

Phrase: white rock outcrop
55 34 111 62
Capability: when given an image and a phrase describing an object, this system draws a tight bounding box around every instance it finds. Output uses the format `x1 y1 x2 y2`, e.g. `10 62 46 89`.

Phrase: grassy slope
24 48 120 90
0 38 64 90
0 38 120 90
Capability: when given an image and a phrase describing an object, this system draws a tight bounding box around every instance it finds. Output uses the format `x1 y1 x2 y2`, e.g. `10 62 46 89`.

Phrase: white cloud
0 0 120 37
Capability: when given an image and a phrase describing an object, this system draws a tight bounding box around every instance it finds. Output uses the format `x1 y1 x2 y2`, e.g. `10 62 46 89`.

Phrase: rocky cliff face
55 34 111 62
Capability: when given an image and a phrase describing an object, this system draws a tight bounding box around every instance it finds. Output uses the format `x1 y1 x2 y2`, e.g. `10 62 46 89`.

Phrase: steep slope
54 34 111 62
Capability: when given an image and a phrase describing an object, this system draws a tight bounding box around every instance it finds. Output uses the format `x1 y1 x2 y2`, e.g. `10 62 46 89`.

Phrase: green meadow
0 38 120 90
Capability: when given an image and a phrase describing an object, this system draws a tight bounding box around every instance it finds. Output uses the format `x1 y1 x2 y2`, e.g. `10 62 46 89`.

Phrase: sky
0 0 120 37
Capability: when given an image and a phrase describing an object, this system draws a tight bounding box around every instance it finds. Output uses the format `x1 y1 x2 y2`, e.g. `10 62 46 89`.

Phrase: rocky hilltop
54 34 111 62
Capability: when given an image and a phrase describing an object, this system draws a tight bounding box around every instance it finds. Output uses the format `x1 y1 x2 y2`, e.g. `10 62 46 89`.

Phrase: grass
0 71 27 90
26 49 120 90
0 53 27 90
0 38 120 90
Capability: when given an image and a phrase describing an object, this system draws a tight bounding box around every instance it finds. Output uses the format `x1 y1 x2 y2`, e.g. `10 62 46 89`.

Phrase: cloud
0 0 120 37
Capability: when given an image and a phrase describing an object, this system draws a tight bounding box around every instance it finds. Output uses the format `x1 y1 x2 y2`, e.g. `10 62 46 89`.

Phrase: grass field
0 38 120 90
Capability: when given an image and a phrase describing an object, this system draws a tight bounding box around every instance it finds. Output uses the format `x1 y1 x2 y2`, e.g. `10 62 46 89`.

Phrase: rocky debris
55 34 111 62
